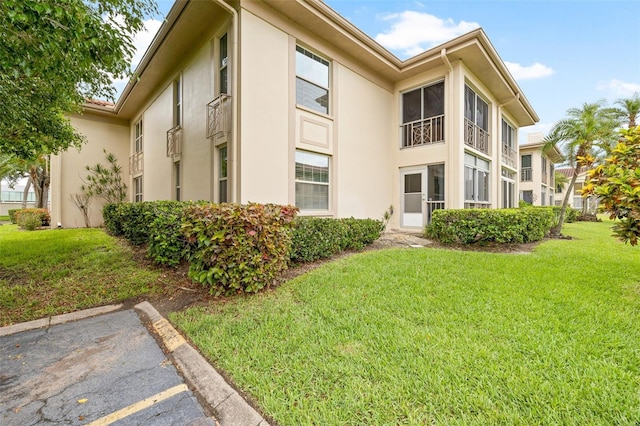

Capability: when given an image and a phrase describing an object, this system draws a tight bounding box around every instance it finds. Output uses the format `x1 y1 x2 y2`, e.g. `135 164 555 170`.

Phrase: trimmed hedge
425 208 554 244
290 217 384 262
183 203 297 296
13 208 50 227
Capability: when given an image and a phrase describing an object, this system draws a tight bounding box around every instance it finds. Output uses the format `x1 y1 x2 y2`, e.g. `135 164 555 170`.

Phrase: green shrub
17 211 43 231
13 208 50 227
102 203 126 236
8 209 19 224
290 217 384 262
183 203 297 296
426 208 554 244
147 201 189 267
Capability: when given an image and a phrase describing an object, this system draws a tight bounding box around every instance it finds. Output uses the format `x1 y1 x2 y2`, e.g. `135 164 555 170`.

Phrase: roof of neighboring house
83 0 539 127
519 141 564 163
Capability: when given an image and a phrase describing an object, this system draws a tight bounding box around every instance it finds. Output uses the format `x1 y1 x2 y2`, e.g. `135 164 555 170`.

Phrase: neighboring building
0 179 36 216
51 0 538 229
519 133 562 206
555 167 599 213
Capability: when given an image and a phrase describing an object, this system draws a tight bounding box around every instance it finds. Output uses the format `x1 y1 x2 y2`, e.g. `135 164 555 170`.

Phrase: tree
615 93 640 128
0 0 157 160
544 101 622 236
82 150 127 204
583 126 640 245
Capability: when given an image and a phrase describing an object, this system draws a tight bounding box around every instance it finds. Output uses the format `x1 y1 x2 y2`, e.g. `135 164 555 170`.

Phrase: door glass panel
427 164 444 201
404 173 422 193
404 173 422 213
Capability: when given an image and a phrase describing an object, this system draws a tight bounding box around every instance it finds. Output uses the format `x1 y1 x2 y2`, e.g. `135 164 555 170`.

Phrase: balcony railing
425 200 445 224
464 118 489 154
401 115 445 148
521 167 532 182
129 151 143 175
501 144 517 167
166 125 182 160
207 94 232 139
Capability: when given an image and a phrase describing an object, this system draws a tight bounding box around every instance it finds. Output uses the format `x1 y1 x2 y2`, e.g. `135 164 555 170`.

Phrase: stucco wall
51 113 129 228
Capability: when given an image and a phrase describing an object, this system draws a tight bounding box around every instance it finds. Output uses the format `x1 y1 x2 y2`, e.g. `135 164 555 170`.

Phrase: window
541 156 548 183
219 33 228 94
464 152 490 206
501 168 516 208
133 176 143 203
134 119 143 153
173 78 182 127
501 119 515 150
218 145 227 203
296 45 330 114
521 154 532 181
175 162 181 201
295 150 329 210
465 85 488 131
521 190 533 204
541 186 547 206
401 81 445 147
464 85 489 153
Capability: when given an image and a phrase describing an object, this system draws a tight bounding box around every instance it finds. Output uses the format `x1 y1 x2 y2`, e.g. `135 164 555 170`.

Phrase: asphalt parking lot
0 303 269 426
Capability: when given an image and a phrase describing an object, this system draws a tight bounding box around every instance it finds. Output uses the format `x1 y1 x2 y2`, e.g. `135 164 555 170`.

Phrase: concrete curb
135 301 270 426
0 304 123 337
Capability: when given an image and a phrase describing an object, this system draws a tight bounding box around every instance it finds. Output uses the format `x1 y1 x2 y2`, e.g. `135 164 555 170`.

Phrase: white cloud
374 11 479 58
130 18 163 68
505 62 554 80
597 79 640 97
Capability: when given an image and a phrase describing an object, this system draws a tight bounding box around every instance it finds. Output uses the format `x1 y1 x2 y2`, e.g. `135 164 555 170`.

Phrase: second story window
219 33 228 94
464 85 489 154
296 45 329 115
521 154 532 181
134 119 143 153
401 81 445 147
173 78 182 127
501 119 516 167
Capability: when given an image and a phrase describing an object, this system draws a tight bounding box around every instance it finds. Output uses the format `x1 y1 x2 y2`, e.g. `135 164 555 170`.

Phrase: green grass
0 224 162 325
0 215 9 221
172 220 640 425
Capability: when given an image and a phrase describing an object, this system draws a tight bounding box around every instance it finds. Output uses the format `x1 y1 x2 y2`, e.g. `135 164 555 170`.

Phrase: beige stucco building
518 133 562 207
51 0 539 229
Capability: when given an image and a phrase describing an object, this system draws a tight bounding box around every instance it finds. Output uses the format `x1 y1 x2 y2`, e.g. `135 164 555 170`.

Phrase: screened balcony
464 118 489 154
501 144 517 167
401 115 445 148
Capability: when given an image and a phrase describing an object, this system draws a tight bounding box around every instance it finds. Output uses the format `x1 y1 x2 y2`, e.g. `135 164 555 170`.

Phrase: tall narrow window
134 176 143 203
219 145 228 203
173 78 181 127
296 45 330 114
219 33 228 94
521 154 532 181
295 150 329 210
175 162 181 201
464 85 489 153
401 81 445 147
501 168 516 208
134 119 143 153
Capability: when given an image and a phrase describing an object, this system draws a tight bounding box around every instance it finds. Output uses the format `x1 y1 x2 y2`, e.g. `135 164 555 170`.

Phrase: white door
402 171 425 228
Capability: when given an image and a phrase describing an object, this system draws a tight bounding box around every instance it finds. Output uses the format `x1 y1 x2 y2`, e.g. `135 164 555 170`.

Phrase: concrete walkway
0 303 269 426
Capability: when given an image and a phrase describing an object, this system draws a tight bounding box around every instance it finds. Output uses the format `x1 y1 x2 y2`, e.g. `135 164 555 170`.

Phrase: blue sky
136 0 640 142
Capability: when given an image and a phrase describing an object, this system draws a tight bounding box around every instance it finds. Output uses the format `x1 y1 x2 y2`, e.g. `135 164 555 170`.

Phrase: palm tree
615 93 640 128
544 101 621 236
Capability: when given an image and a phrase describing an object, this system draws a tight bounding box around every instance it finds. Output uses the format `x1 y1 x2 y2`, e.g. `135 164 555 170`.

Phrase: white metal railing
425 200 445 224
401 115 445 148
501 144 517 167
166 125 182 159
521 167 532 182
464 202 491 209
129 151 143 175
464 118 489 154
207 94 232 139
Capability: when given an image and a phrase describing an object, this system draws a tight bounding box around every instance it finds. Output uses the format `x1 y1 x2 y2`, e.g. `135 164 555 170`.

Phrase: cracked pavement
0 309 215 425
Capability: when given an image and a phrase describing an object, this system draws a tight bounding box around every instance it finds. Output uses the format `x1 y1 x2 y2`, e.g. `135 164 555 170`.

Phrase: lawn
0 224 163 325
172 220 640 425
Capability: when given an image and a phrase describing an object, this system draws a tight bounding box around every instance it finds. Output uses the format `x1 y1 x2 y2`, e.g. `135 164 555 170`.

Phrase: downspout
212 0 239 203
440 48 453 73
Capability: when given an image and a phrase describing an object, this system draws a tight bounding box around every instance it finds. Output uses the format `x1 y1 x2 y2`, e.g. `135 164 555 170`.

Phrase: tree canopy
0 0 156 160
583 126 640 245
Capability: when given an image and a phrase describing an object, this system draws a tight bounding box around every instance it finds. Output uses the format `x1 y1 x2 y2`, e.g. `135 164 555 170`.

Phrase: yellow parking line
86 384 189 426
